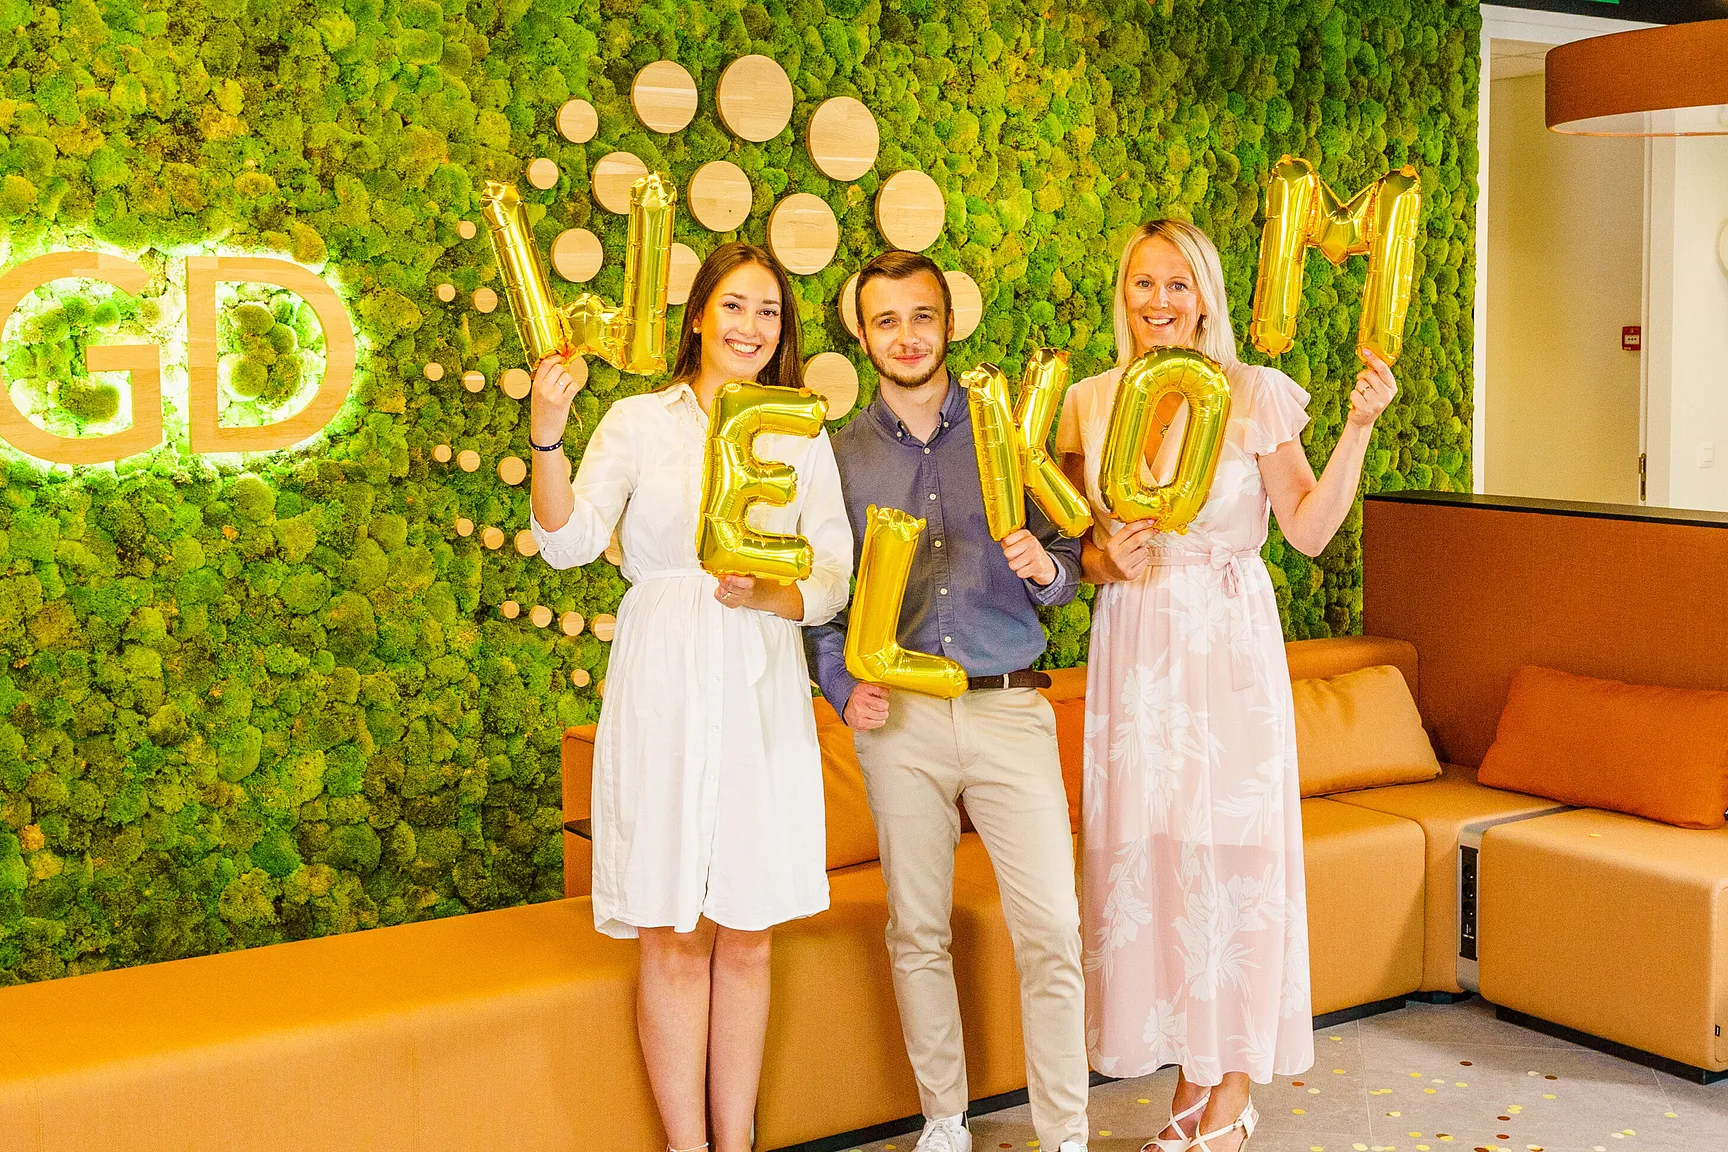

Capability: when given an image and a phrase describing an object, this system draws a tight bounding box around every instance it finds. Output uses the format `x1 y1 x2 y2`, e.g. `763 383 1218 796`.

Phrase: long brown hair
666 242 803 389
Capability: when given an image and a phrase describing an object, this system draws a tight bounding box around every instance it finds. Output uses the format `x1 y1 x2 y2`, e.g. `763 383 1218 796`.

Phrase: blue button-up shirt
804 370 1083 715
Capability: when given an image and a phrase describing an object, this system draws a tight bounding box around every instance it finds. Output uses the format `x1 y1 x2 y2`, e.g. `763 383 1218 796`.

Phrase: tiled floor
843 1000 1728 1152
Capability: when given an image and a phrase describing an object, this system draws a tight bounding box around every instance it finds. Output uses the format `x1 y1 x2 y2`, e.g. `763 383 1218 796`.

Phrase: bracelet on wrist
528 436 563 452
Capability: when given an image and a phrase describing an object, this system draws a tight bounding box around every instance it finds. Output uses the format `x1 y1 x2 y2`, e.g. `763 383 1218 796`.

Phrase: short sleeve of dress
1244 364 1311 457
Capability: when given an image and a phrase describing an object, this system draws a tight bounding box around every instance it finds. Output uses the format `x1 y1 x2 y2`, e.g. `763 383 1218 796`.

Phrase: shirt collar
869 368 965 445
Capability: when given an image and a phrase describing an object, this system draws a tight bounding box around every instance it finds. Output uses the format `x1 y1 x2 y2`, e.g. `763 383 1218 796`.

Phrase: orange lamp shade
1546 19 1728 136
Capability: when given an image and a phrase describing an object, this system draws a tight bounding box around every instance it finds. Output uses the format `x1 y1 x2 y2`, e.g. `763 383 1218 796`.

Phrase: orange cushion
1294 664 1442 797
814 698 883 869
1477 665 1728 829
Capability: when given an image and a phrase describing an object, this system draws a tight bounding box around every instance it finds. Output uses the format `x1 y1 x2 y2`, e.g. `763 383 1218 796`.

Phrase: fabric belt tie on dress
1145 546 1259 691
633 568 769 687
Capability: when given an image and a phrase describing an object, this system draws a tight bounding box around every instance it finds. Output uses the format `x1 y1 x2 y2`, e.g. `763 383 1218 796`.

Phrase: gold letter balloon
1099 348 1232 534
844 505 969 700
1249 155 1422 365
481 172 676 374
696 381 828 583
960 349 1092 540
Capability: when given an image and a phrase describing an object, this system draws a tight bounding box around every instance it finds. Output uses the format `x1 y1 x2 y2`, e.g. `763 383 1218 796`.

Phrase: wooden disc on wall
632 61 699 134
433 444 452 463
688 161 753 232
501 600 521 619
526 158 560 190
945 270 983 341
804 352 859 419
808 97 880 181
498 455 527 485
560 611 586 637
458 220 477 240
473 287 498 314
570 668 591 688
457 449 481 472
716 55 793 142
768 194 839 276
435 283 456 303
557 98 598 144
552 228 604 283
604 528 624 567
592 613 617 642
838 271 861 338
463 370 485 393
501 368 533 399
481 526 505 550
530 604 554 628
668 243 701 306
593 152 649 215
424 362 444 382
515 530 539 557
455 517 474 537
876 170 946 252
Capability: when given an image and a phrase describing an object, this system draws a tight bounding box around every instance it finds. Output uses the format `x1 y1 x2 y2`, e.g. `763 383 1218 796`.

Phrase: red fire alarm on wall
1623 325 1642 351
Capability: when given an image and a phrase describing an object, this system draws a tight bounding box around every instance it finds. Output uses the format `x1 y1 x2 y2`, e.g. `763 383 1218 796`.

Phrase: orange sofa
1364 492 1728 1083
0 634 1477 1152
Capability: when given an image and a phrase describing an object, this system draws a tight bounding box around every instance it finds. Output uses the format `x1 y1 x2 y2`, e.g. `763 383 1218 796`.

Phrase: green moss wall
0 0 1477 982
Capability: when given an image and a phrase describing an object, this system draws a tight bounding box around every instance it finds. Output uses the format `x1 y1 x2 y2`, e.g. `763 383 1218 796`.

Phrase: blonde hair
1112 219 1240 369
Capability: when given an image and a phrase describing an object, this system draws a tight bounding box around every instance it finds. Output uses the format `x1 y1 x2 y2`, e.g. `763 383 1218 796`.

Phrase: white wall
1645 134 1728 512
1485 74 1645 504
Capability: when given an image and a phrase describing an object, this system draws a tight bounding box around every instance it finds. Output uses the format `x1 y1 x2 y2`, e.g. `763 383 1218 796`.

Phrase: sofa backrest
1364 493 1728 767
563 634 1424 876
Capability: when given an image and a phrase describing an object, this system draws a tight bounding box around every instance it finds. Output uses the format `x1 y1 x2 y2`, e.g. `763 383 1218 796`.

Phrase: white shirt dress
532 382 853 938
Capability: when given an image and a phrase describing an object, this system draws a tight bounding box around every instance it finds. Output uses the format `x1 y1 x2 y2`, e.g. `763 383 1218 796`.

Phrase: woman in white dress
1055 220 1397 1152
528 242 852 1152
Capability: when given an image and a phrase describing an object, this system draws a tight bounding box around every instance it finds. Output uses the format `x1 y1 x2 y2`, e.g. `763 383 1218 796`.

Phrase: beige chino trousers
853 686 1088 1146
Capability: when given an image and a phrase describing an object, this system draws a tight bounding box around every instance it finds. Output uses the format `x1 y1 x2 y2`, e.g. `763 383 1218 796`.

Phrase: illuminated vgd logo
0 252 354 465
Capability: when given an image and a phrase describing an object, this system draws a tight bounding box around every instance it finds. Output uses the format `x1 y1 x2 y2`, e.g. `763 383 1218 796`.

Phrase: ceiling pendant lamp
1546 18 1728 136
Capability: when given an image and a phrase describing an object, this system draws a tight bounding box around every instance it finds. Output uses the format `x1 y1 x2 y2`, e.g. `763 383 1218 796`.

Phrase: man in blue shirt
805 252 1088 1152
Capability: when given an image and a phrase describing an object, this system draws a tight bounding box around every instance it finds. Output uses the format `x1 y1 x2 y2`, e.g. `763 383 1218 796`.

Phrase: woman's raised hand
1098 518 1160 583
531 354 584 447
1347 347 1398 428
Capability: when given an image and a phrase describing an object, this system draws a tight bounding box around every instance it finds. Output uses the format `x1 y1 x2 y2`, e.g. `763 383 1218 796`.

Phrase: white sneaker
1057 1144 1088 1152
914 1115 972 1152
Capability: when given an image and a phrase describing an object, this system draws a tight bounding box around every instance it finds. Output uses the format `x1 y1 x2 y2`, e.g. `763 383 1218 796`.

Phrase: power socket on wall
1700 442 1715 469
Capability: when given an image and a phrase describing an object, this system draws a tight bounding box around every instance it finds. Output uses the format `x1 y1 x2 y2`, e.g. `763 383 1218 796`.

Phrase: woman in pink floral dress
1055 220 1398 1152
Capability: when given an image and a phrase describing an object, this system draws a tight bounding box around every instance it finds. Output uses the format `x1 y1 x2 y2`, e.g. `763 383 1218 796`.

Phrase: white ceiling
1490 38 1552 81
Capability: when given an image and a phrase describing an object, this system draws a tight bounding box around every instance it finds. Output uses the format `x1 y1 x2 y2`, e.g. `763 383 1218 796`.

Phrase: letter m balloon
1249 155 1422 365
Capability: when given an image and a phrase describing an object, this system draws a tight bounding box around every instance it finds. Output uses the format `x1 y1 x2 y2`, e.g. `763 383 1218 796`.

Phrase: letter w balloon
481 174 675 374
960 349 1092 540
844 505 968 700
1249 155 1422 365
696 381 828 583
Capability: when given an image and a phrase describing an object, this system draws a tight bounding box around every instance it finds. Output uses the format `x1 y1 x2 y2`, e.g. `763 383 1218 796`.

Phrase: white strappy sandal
1192 1099 1258 1152
1141 1091 1211 1152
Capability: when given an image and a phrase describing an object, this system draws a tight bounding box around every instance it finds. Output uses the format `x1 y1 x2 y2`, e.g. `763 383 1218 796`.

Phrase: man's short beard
868 335 949 390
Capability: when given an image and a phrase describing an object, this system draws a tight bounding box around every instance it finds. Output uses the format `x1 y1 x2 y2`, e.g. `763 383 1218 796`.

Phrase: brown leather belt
966 669 1053 691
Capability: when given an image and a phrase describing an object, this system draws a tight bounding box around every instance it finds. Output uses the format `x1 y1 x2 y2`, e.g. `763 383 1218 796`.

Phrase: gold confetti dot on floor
1664 1112 1678 1119
1455 1082 1468 1088
1507 1105 1522 1114
1410 1071 1424 1078
1335 1068 1347 1074
1389 1110 1402 1117
1309 1087 1322 1094
1542 1094 1555 1100
1425 1088 1437 1094
1137 1098 1150 1105
1097 1132 1111 1138
1293 1107 1306 1114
